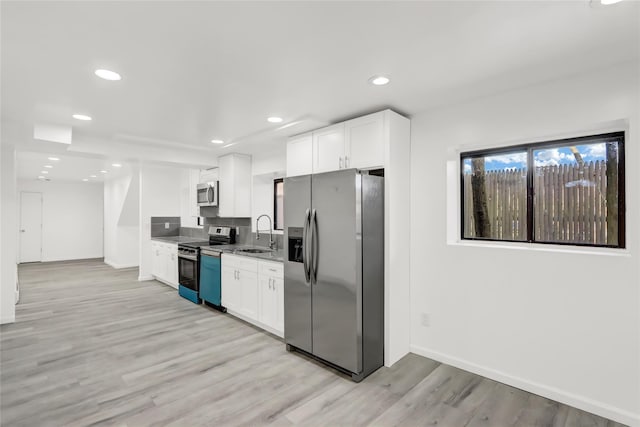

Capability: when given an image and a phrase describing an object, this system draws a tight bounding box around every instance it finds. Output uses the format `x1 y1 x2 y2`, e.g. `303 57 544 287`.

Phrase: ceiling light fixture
82 178 89 182
90 175 97 178
100 170 108 174
369 75 390 86
48 157 60 161
72 114 92 121
210 139 224 144
112 163 122 167
44 165 53 168
41 170 49 174
38 176 45 179
95 69 122 81
601 0 624 4
267 117 283 123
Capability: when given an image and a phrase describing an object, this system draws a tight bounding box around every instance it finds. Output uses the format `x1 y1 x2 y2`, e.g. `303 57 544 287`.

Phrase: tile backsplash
150 217 180 237
179 217 284 249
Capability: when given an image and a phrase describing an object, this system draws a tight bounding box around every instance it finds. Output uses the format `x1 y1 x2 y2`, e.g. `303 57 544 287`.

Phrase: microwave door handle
207 186 213 204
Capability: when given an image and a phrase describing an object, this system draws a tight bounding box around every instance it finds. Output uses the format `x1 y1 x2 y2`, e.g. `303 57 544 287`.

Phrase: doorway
19 192 42 263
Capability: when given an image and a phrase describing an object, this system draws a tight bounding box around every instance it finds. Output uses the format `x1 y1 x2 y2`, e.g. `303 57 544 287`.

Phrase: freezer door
311 169 361 374
284 174 313 353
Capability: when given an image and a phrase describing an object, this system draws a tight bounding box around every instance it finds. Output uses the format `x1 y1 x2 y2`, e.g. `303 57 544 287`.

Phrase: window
274 178 284 230
461 132 625 248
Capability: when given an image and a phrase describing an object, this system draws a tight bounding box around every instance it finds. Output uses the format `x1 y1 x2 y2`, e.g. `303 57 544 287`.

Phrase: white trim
104 259 139 269
155 277 178 290
138 275 154 281
1 315 16 324
226 308 284 339
410 345 639 427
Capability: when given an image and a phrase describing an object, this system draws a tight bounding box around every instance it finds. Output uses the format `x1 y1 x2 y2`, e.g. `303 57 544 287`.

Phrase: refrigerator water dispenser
287 227 304 263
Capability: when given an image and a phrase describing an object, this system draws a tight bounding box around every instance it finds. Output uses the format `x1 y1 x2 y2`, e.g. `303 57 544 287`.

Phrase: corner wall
409 61 639 425
138 165 182 280
104 171 140 269
0 143 17 324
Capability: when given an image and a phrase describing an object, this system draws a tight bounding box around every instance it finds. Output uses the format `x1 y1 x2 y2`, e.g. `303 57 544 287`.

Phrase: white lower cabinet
151 241 178 289
221 254 284 337
258 261 284 334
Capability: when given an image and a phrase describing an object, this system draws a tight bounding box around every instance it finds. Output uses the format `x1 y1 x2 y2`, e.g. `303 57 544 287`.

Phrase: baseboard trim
138 275 154 281
1 315 16 325
410 345 639 427
104 259 139 269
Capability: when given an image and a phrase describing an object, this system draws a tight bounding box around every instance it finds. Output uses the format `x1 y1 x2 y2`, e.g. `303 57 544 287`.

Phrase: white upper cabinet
312 123 345 174
344 111 384 170
286 110 395 177
218 153 251 218
286 133 313 177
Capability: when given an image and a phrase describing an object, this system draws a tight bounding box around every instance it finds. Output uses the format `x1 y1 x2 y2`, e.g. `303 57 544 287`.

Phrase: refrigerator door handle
311 208 319 283
303 208 311 283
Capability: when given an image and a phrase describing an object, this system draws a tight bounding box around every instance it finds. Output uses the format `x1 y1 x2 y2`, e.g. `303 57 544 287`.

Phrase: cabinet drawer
259 261 283 278
222 254 258 273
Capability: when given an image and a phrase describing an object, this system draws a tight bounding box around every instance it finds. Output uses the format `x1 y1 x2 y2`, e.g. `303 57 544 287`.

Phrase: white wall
138 165 183 280
409 61 639 425
251 150 286 233
104 171 140 269
1 143 17 324
17 179 104 262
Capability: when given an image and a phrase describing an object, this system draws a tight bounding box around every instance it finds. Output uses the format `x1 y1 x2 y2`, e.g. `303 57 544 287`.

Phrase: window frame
273 178 284 231
460 131 625 249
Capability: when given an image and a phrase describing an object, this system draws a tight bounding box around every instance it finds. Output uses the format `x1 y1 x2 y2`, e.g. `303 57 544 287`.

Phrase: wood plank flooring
0 259 626 426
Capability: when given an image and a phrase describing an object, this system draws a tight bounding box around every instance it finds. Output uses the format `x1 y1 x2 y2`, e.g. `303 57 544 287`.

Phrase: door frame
19 191 43 264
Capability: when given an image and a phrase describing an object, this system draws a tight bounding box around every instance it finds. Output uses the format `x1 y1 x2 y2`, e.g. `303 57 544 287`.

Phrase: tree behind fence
464 160 610 245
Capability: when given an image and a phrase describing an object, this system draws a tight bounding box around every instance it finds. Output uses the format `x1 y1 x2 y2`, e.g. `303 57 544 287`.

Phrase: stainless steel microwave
197 182 218 207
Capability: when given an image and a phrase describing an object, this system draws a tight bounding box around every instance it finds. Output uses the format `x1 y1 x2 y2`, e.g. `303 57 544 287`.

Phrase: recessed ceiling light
210 139 224 144
41 171 49 174
48 157 60 161
95 69 121 81
72 114 92 121
112 163 122 167
38 176 45 179
82 178 89 182
44 165 53 168
369 75 390 86
601 0 623 4
90 175 97 178
267 117 283 123
100 170 108 174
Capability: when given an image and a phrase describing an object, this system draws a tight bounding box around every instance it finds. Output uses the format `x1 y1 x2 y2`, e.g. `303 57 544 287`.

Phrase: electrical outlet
236 226 240 236
421 313 431 327
164 222 170 229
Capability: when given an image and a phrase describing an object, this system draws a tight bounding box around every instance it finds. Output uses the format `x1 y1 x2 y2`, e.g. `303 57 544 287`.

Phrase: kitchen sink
236 248 272 254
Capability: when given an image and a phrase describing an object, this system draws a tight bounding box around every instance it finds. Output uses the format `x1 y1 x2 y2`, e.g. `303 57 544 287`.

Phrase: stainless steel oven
178 247 199 291
197 182 218 207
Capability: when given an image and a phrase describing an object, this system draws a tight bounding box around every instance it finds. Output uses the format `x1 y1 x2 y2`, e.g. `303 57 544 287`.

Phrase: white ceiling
16 151 132 183
2 1 639 174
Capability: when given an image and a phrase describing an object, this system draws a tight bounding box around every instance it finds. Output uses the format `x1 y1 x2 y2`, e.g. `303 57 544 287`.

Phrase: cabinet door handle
339 156 343 169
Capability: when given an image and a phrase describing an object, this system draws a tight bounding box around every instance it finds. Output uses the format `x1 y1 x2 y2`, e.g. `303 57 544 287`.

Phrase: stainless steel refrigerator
284 168 384 382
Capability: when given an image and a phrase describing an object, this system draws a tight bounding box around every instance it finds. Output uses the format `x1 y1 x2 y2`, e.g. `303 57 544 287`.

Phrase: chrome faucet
256 214 275 250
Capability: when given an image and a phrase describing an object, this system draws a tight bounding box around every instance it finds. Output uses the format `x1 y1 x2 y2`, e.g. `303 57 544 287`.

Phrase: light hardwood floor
1 259 626 427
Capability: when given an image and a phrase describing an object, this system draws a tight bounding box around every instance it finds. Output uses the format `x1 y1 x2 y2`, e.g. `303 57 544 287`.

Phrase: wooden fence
463 160 611 245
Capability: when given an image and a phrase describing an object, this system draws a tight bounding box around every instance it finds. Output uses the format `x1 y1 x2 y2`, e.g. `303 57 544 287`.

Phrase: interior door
19 192 42 263
283 174 312 352
311 169 360 373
